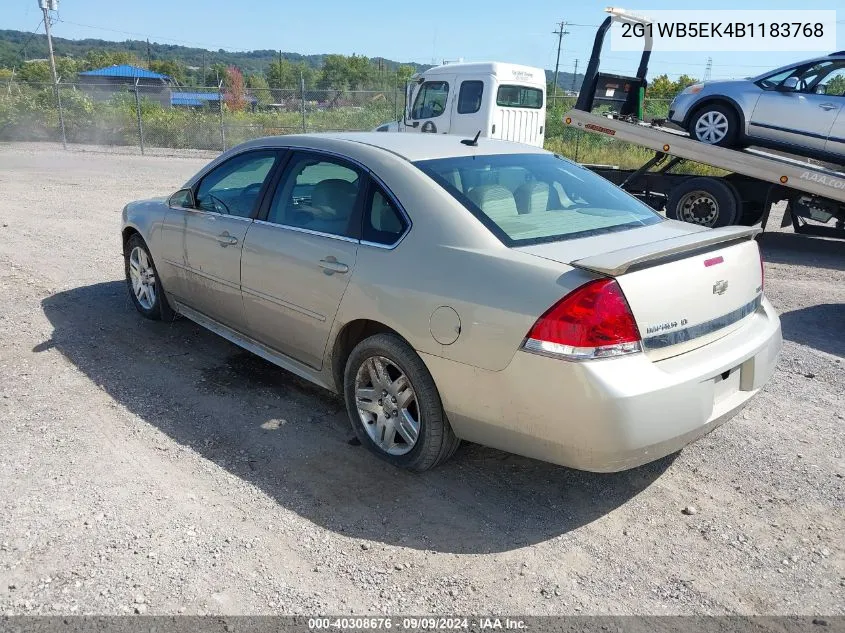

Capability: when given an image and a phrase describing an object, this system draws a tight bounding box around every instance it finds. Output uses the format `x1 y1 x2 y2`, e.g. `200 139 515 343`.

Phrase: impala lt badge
713 280 729 295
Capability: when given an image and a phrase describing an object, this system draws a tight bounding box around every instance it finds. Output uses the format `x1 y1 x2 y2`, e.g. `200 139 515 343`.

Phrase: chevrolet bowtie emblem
712 280 729 295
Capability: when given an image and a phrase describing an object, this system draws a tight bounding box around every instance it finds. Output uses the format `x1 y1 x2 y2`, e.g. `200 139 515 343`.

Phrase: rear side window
414 153 661 246
457 80 484 114
411 81 449 119
267 154 361 237
362 187 407 246
496 85 543 109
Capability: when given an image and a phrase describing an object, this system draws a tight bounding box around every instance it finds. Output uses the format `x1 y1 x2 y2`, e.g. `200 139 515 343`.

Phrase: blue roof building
78 64 172 107
78 64 171 81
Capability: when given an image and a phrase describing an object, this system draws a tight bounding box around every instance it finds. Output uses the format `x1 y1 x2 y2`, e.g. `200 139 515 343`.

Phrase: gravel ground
0 142 842 617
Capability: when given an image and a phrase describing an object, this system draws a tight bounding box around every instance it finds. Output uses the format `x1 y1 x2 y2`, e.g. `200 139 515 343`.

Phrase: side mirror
169 188 195 209
778 76 799 92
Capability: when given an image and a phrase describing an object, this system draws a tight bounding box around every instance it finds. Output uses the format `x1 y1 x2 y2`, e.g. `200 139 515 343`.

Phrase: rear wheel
343 333 460 472
688 104 739 148
666 177 740 228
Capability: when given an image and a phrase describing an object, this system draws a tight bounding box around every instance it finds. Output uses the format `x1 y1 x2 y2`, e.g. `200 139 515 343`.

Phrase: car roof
235 131 549 162
752 53 845 80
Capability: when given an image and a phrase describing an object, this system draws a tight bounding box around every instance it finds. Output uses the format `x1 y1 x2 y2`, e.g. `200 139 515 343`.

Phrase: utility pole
146 38 152 66
552 20 569 102
278 50 283 89
571 59 579 93
39 0 59 90
38 0 66 149
703 57 713 82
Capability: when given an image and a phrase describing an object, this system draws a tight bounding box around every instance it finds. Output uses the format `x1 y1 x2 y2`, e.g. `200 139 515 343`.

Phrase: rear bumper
422 297 781 472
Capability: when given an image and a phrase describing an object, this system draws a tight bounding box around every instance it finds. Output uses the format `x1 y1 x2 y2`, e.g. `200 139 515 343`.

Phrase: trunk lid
518 224 764 361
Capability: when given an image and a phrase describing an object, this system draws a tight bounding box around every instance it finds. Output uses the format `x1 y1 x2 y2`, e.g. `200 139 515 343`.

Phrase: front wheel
688 104 739 147
124 234 174 321
343 333 460 472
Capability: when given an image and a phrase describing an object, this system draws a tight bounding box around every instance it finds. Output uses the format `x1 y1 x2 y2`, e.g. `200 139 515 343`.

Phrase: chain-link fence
0 76 673 166
0 78 406 153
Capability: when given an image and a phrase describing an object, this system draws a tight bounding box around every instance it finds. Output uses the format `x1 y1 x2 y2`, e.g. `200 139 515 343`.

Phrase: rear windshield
496 85 544 109
414 153 662 246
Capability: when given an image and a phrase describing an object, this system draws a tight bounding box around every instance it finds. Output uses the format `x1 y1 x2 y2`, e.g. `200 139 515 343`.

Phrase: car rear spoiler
571 226 762 276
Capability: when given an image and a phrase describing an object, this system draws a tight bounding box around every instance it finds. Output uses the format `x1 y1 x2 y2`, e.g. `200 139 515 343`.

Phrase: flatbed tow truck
565 8 845 238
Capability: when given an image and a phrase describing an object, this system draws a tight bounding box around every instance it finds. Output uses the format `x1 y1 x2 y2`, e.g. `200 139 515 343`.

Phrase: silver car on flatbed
669 52 845 162
122 133 782 472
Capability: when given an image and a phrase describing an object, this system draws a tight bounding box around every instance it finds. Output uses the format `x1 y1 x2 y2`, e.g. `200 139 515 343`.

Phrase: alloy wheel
354 356 420 456
128 246 157 311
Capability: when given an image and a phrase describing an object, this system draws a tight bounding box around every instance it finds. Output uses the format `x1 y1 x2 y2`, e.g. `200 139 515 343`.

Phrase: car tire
688 104 739 147
343 333 460 472
124 233 175 321
666 177 740 228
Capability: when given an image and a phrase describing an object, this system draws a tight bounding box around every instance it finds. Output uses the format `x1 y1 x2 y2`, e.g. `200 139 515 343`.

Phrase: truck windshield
496 85 544 108
414 153 662 246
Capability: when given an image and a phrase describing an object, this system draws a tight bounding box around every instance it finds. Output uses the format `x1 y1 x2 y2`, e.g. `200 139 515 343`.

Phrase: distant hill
0 28 584 90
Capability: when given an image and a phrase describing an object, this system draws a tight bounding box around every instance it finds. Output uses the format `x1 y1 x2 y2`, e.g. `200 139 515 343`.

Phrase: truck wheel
666 178 739 228
688 104 739 147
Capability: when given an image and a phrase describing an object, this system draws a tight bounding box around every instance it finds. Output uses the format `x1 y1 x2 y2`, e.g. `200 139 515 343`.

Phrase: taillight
522 279 642 361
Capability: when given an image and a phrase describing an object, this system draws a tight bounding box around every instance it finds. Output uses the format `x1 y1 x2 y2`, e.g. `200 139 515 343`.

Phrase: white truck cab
376 62 547 147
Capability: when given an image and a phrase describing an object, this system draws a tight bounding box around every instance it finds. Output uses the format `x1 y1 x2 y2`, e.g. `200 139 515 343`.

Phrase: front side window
362 187 407 246
457 80 484 114
757 68 797 90
415 153 661 246
411 81 449 119
267 154 361 237
195 151 277 217
496 85 543 109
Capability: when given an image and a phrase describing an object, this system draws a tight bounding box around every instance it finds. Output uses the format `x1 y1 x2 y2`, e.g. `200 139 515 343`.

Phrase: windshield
414 153 662 246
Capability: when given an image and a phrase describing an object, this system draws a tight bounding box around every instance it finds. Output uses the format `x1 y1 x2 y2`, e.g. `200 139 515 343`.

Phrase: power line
14 18 45 61
53 17 245 52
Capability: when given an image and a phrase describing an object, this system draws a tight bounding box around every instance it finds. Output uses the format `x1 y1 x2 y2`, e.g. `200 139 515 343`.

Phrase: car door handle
819 103 838 111
319 257 349 274
217 232 238 247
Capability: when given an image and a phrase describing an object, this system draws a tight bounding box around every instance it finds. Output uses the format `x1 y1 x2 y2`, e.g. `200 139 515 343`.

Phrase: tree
204 62 227 86
824 73 845 96
245 72 272 105
149 59 185 84
265 58 297 90
646 74 675 100
16 57 78 83
224 65 248 111
80 50 138 71
317 54 351 90
396 64 415 85
346 54 373 89
675 74 699 92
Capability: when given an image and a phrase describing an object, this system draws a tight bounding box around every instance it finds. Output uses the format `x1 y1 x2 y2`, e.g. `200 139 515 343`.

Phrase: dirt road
0 143 842 616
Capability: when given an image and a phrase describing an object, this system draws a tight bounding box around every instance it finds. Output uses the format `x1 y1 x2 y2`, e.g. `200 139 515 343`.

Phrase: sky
4 0 844 81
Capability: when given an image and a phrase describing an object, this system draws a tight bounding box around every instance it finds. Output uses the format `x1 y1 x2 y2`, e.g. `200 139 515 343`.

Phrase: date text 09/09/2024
307 617 527 630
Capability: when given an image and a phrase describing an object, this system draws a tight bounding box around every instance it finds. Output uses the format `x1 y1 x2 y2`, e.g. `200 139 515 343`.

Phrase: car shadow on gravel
779 304 845 357
759 232 845 272
39 281 674 554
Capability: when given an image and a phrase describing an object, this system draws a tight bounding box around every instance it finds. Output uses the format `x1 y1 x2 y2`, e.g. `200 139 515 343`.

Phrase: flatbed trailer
568 9 845 238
